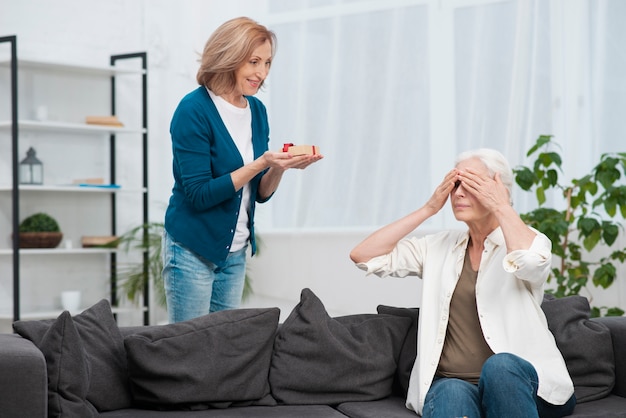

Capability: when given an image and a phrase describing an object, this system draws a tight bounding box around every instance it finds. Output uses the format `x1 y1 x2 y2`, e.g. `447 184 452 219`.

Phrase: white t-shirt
208 88 253 252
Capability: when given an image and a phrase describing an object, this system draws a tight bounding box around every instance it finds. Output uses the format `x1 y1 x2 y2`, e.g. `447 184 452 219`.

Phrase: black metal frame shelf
0 35 149 324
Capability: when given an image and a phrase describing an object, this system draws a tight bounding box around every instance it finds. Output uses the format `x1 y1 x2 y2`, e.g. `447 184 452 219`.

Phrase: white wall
243 229 424 321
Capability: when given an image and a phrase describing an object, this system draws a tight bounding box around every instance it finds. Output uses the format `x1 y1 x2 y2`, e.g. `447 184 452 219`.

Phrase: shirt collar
486 226 505 247
453 226 505 251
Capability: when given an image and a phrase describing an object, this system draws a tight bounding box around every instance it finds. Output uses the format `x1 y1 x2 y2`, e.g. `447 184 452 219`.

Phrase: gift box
282 143 320 155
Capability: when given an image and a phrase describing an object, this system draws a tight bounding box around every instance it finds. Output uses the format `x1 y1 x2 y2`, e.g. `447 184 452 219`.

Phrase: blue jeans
162 230 247 323
423 353 576 418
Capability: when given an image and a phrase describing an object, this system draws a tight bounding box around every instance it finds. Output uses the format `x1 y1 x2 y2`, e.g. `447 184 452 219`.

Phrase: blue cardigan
164 87 271 267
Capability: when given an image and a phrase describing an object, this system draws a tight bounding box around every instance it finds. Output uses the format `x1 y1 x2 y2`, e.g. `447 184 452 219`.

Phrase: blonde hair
196 17 277 94
455 148 514 201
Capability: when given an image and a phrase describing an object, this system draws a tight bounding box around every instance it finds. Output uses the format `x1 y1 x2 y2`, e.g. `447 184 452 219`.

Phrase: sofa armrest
593 317 626 398
0 334 47 418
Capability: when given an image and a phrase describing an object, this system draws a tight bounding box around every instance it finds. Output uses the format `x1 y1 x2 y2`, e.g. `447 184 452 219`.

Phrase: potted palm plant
110 222 257 308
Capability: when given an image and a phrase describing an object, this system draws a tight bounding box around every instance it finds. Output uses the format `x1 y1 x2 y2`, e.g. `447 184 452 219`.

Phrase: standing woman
350 149 574 417
164 17 322 323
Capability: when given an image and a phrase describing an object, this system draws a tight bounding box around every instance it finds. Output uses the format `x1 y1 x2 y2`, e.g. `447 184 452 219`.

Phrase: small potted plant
18 212 63 248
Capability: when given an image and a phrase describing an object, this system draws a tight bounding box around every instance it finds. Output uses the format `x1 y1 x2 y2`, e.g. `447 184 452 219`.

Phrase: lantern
19 147 43 185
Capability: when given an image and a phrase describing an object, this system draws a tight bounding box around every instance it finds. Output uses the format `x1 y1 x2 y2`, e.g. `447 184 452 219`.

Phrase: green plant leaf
536 186 546 205
546 169 559 187
514 166 536 191
543 152 562 168
606 307 625 317
578 217 599 236
596 166 621 190
569 192 583 209
603 196 617 217
610 250 626 263
582 229 601 251
602 222 619 246
590 307 601 318
527 135 553 157
592 263 616 289
567 242 582 261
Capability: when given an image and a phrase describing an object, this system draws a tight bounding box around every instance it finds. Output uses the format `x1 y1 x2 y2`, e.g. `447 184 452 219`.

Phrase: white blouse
357 227 574 415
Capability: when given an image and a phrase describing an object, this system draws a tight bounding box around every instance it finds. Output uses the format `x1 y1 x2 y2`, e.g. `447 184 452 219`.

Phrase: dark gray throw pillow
13 299 132 411
124 307 280 408
35 311 98 418
541 295 615 403
376 305 419 397
269 288 412 405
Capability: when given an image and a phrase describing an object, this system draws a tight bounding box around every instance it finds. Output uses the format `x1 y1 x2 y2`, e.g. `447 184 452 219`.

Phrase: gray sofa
1 289 625 418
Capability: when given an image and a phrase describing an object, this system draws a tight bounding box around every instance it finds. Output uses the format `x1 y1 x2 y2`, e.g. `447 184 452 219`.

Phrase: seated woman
350 149 575 418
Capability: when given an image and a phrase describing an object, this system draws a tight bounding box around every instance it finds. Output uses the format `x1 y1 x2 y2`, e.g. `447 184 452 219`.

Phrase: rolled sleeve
356 254 393 277
356 238 423 278
502 232 552 286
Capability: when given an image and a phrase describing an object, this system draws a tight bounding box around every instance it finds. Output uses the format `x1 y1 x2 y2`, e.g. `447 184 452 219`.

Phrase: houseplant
111 222 257 308
111 222 166 307
513 135 626 316
18 212 63 248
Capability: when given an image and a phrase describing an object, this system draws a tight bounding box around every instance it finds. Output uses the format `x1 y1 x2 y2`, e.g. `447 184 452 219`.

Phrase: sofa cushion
13 299 132 411
124 307 280 408
37 311 98 417
541 295 615 403
564 394 626 417
338 395 417 418
269 288 412 405
97 404 350 417
376 305 419 397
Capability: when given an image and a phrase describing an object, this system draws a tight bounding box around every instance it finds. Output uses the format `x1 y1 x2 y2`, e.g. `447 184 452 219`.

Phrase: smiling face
233 39 272 98
450 157 492 224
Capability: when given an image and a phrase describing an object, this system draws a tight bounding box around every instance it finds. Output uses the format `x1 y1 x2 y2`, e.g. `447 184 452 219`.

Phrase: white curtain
257 0 626 230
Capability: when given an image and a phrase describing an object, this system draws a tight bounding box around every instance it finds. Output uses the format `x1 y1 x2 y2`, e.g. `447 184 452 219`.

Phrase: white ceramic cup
61 290 81 312
35 105 48 121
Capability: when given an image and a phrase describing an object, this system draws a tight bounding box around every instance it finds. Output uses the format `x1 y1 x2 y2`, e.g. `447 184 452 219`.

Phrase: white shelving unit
0 35 149 323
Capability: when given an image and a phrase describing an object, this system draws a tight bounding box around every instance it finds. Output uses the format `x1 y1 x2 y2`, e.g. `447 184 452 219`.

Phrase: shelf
0 247 116 256
0 184 146 193
0 58 145 76
0 305 148 321
0 40 150 325
0 119 145 134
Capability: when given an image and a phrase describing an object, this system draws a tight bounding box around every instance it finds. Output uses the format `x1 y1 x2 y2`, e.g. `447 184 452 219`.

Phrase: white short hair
455 148 513 202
